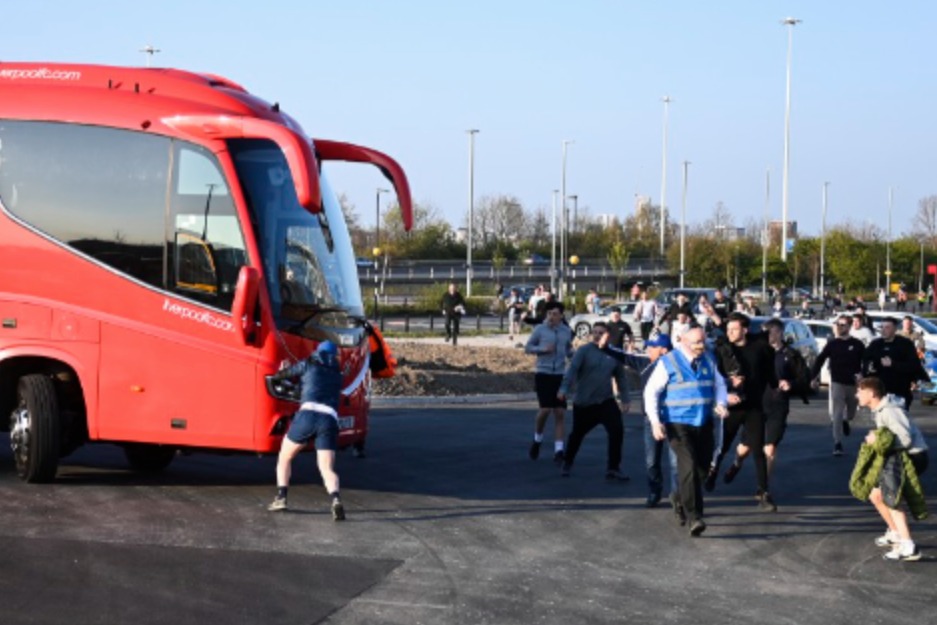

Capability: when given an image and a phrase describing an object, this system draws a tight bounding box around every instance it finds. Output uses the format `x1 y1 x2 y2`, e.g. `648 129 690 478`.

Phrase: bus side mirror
232 266 260 345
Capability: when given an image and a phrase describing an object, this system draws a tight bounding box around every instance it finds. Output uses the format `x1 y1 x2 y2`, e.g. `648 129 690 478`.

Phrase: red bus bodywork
0 62 411 481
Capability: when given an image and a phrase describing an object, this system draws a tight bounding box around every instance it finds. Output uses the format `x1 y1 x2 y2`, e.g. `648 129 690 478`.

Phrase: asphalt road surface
1 394 935 625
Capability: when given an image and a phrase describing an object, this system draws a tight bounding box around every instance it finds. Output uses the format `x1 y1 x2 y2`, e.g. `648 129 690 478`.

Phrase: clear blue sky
5 1 936 239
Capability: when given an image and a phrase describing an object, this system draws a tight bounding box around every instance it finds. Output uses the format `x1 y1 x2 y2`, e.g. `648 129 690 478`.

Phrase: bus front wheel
10 375 61 483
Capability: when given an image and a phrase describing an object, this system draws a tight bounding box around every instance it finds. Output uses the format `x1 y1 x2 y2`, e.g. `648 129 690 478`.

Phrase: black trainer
723 462 741 484
703 467 718 492
529 440 541 460
605 469 630 482
646 492 662 508
332 500 346 521
670 492 687 526
757 492 777 512
833 443 844 457
553 450 565 465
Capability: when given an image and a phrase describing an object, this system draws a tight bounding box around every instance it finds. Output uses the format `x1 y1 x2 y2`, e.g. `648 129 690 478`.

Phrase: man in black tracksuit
862 316 928 410
712 312 780 511
441 283 465 345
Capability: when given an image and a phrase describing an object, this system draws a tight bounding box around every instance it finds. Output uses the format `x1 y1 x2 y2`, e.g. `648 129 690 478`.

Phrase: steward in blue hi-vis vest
659 350 716 427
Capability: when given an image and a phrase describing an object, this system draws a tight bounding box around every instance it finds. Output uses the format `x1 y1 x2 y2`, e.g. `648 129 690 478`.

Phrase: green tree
606 239 630 299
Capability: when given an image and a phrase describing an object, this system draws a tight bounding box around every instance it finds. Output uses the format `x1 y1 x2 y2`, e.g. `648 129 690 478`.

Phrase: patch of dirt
373 342 534 396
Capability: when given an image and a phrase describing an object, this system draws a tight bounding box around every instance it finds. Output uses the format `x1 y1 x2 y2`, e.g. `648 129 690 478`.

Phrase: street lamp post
660 96 672 258
551 189 559 293
375 187 390 252
762 169 770 302
680 161 690 289
560 140 574 299
569 194 579 235
780 17 801 262
821 182 829 300
139 44 161 67
886 186 893 290
466 129 479 296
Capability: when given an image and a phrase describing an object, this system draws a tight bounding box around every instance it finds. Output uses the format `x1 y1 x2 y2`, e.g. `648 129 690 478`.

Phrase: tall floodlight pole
659 96 672 257
887 186 894 292
560 140 574 298
569 194 579 234
466 129 479 296
375 188 390 251
821 182 829 299
139 44 161 67
763 169 770 302
551 189 559 293
780 17 801 262
680 161 690 288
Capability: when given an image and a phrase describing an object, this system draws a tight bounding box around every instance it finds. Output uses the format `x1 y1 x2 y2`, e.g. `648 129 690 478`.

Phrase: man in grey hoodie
557 321 630 480
525 301 575 463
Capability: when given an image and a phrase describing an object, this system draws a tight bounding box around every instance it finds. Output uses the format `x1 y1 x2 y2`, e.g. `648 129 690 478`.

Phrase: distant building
596 213 617 228
767 220 797 248
714 225 746 241
454 227 467 244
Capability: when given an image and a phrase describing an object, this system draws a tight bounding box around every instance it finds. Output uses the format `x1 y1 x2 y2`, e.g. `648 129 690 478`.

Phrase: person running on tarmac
441 282 466 345
267 340 345 521
557 321 631 480
810 315 865 456
715 319 797 482
855 376 929 562
605 306 635 352
862 316 929 410
849 313 875 346
634 291 661 342
599 332 680 510
525 301 575 463
644 326 730 536
710 312 780 512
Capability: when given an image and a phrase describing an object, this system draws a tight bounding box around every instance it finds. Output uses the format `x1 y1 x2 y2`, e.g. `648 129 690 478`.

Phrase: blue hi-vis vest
659 350 716 427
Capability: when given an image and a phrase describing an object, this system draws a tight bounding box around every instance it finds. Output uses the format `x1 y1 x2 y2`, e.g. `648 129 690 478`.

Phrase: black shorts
286 409 339 451
762 391 789 446
535 373 567 409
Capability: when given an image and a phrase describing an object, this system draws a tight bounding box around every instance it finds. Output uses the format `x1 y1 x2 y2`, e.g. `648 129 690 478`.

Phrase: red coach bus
0 63 412 482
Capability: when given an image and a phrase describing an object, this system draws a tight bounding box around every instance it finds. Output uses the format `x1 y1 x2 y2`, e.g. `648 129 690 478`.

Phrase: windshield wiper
288 305 348 332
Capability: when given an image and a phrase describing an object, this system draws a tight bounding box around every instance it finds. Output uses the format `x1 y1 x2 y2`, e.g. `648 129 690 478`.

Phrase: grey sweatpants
829 382 858 444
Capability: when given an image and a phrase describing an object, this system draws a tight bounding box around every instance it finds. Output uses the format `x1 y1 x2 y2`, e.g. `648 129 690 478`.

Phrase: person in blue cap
267 340 346 521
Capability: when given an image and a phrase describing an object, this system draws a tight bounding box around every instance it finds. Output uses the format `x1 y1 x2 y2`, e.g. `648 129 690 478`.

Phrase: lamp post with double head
780 17 801 262
560 140 574 299
660 95 672 259
680 161 690 289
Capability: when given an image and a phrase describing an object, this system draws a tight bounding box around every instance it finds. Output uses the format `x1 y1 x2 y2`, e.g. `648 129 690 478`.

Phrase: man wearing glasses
810 315 865 456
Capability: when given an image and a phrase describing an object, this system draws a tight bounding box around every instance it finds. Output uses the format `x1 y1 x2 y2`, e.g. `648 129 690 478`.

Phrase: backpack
364 320 397 379
783 345 811 400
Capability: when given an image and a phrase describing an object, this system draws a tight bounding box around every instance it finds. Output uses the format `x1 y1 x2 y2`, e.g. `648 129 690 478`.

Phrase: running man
525 301 574 463
810 315 864 456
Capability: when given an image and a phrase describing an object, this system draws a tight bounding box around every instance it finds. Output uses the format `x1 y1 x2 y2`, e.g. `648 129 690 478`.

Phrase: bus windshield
229 139 364 336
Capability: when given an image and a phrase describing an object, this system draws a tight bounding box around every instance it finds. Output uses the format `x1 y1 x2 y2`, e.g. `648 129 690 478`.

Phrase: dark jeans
718 407 768 493
644 416 678 497
666 420 714 522
445 314 461 344
564 398 623 471
640 321 655 341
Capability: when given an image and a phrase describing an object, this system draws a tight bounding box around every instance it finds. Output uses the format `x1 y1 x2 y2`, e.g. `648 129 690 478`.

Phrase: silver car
569 301 640 340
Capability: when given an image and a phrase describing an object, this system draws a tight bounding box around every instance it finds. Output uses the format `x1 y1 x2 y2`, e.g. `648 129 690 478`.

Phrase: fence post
430 313 434 330
404 312 410 333
499 312 504 330
476 314 481 331
380 315 385 332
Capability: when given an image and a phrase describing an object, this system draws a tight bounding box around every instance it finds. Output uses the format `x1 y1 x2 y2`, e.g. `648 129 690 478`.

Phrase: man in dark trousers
644 326 729 536
810 315 865 456
557 321 631 481
441 282 466 345
712 312 780 512
862 316 928 410
605 306 634 351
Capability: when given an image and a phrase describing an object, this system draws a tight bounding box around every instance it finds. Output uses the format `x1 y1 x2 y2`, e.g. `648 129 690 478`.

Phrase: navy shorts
879 451 929 508
286 409 338 451
535 373 567 409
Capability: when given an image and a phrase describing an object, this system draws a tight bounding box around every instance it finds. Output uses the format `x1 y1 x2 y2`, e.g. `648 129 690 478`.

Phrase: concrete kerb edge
372 392 536 407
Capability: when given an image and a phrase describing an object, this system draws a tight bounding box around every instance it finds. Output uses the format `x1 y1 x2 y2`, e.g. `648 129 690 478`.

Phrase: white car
569 301 639 341
856 311 937 351
802 319 833 386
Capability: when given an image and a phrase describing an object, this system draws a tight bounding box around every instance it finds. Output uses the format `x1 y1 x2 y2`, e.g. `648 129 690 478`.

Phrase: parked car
802 319 834 386
920 350 937 405
355 257 375 268
522 253 549 266
569 301 640 341
738 284 773 300
747 316 820 372
500 284 538 304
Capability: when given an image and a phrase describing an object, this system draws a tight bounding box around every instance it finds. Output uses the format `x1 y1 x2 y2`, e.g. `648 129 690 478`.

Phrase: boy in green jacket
856 377 929 561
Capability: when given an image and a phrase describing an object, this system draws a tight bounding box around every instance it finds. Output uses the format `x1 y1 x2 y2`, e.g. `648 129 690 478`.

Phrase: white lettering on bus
0 68 82 81
162 299 235 332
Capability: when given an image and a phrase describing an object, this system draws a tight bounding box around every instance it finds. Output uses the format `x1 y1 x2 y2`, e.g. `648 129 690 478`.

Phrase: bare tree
468 194 527 246
911 195 937 246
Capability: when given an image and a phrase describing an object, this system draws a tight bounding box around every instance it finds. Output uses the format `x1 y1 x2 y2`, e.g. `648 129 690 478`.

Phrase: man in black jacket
862 316 928 410
810 315 864 456
711 313 781 511
441 283 466 346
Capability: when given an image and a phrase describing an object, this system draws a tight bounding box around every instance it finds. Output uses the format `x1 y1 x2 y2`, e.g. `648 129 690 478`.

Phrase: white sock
555 441 564 452
534 433 544 443
900 539 915 554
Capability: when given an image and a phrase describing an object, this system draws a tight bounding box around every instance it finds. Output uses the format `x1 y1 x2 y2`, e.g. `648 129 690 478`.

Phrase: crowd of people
512 284 930 560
